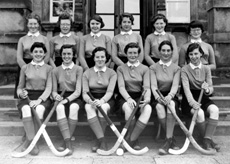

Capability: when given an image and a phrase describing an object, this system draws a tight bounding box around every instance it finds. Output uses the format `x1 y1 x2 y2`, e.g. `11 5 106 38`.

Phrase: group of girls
16 11 220 156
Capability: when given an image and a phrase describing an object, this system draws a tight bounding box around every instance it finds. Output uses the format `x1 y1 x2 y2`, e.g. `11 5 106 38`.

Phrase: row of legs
20 101 220 156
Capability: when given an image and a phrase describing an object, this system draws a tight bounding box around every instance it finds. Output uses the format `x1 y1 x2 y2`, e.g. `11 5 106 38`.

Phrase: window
166 0 190 23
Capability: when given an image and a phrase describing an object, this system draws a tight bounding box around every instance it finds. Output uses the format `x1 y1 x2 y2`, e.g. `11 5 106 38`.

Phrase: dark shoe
30 145 39 156
159 138 172 155
21 139 30 152
99 138 108 151
65 140 73 155
57 141 65 151
210 139 221 152
203 138 214 151
92 139 100 152
132 140 141 150
171 137 179 150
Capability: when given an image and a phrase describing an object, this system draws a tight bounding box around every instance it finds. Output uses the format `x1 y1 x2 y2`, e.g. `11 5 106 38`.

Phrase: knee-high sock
204 118 218 139
158 117 166 132
22 117 35 141
57 118 70 140
166 113 176 139
68 118 78 137
196 121 206 138
130 120 146 141
88 116 104 139
99 117 107 134
126 119 136 140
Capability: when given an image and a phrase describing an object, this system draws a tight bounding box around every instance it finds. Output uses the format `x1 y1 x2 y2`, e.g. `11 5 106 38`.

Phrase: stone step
0 120 229 137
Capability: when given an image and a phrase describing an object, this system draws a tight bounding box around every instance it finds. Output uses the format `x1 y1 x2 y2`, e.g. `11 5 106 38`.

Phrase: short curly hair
56 12 73 29
119 12 134 25
124 42 141 54
26 13 41 26
151 14 168 31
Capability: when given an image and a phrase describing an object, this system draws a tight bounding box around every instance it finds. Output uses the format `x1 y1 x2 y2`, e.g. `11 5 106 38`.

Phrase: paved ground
1 135 230 164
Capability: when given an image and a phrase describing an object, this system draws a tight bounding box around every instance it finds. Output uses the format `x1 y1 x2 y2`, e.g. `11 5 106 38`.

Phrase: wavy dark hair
60 44 76 56
151 14 168 31
119 12 134 25
124 42 141 54
92 47 110 64
56 12 73 30
30 42 47 53
187 20 204 34
158 40 173 51
186 43 204 63
88 15 105 28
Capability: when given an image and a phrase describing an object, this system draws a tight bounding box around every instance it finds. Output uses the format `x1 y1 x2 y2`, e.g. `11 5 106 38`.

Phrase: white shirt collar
127 60 140 67
154 31 166 36
191 38 202 43
61 62 74 70
189 62 202 69
27 31 40 37
120 30 133 35
59 32 71 38
90 32 101 38
94 66 107 72
159 60 172 67
31 60 44 66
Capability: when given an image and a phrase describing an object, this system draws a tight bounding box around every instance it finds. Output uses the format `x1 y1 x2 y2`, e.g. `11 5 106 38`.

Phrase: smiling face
32 47 45 63
159 44 173 63
60 19 71 34
90 19 101 34
94 51 106 68
154 19 166 33
121 17 132 32
27 18 39 34
61 48 73 65
188 48 202 66
126 47 139 64
190 27 202 39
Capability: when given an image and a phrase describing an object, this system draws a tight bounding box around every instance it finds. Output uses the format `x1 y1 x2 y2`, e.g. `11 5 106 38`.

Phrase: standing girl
17 42 52 155
52 45 83 155
50 12 80 67
181 43 220 151
112 13 144 69
79 15 112 71
144 14 178 66
116 42 152 150
150 40 180 155
82 47 117 152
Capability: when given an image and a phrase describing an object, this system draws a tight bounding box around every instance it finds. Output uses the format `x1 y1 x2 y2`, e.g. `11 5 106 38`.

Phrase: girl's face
62 48 73 65
126 47 139 64
159 44 173 62
90 19 101 34
27 18 39 34
190 27 202 39
154 19 166 33
121 17 132 32
188 48 202 66
32 47 45 63
60 19 71 34
94 51 106 68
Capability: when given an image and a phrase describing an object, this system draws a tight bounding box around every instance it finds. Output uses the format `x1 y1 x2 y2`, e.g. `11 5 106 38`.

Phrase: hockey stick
156 89 216 155
87 91 148 155
169 89 204 155
12 90 68 157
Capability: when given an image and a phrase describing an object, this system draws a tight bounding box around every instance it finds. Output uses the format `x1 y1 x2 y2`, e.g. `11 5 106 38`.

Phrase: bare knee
208 105 219 120
56 104 66 120
69 103 79 120
21 105 31 118
156 103 166 119
35 105 45 119
85 104 96 119
122 102 133 120
98 103 110 117
196 109 205 123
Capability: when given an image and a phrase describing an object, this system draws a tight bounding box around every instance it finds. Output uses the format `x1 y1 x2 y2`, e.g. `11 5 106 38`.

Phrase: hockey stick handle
156 89 216 155
87 92 113 126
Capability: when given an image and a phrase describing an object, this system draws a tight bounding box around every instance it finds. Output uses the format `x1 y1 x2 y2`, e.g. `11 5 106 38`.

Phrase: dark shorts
150 91 180 116
181 89 215 117
14 58 32 98
114 92 142 116
17 90 52 119
46 91 84 122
